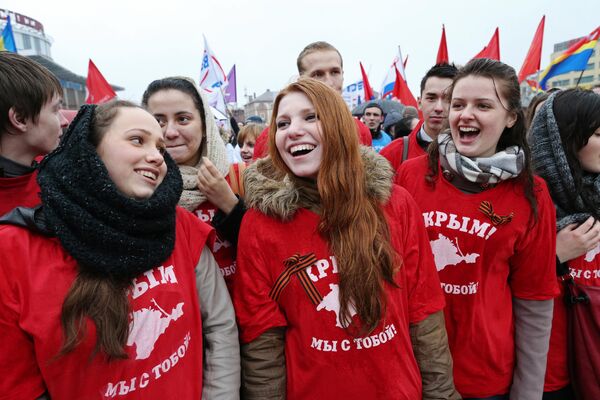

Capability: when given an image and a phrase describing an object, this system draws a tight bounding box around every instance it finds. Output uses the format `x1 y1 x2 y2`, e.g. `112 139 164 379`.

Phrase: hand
197 157 239 214
556 217 600 263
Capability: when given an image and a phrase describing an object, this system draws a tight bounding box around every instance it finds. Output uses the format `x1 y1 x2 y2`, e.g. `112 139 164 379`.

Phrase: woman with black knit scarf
0 101 239 399
530 88 600 400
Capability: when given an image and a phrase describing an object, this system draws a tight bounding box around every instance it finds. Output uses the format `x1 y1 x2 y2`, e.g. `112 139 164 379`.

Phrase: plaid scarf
438 132 525 185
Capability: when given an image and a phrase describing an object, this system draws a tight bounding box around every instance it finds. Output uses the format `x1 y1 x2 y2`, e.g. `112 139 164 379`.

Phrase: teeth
290 144 315 154
137 170 157 180
459 127 479 133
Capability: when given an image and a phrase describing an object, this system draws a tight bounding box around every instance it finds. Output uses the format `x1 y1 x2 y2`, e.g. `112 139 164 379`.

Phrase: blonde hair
238 123 264 146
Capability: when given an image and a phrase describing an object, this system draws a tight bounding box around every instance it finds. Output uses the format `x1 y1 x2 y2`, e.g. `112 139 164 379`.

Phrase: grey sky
9 0 599 105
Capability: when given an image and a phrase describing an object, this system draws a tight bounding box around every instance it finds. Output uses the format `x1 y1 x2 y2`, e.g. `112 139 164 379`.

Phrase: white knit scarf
177 82 230 211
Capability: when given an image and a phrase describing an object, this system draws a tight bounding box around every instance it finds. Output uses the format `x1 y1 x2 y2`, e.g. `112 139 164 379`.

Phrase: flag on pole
199 36 229 115
538 26 600 90
379 47 417 108
473 27 500 61
0 15 17 53
380 47 407 99
199 35 228 91
359 62 375 101
85 59 117 104
436 25 449 64
393 65 418 109
380 57 401 99
224 65 237 103
518 16 545 83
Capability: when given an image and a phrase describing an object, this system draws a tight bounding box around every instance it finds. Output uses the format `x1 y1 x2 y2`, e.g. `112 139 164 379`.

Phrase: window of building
22 34 32 49
552 79 571 88
586 62 595 70
579 75 594 84
66 88 77 109
33 37 41 53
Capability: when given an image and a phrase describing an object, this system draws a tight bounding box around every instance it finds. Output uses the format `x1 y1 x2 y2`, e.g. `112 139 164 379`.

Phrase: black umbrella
352 99 406 117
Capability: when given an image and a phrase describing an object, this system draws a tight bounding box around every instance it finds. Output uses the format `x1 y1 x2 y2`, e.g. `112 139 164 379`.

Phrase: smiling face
275 91 323 180
449 75 517 158
96 107 167 200
240 138 255 164
145 89 204 166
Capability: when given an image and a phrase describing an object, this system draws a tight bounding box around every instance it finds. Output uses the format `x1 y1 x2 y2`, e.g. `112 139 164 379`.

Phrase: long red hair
269 78 397 334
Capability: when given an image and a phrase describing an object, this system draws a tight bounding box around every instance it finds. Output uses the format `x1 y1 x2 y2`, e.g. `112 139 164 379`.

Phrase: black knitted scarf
530 93 600 231
37 105 183 282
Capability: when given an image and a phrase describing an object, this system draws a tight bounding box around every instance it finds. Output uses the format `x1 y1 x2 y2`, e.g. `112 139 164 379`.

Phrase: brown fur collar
244 146 394 221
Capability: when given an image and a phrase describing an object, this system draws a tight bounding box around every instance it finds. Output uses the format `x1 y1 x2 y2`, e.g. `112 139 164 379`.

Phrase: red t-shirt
544 249 600 391
397 156 559 398
252 118 372 160
0 171 41 216
233 185 445 399
0 207 211 400
380 121 425 173
192 201 236 289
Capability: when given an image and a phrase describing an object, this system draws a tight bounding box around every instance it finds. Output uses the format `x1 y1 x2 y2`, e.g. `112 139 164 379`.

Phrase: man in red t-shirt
0 53 68 215
380 63 458 172
253 41 371 159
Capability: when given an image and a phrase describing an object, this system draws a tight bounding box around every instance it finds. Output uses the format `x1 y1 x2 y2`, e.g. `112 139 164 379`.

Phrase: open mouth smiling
290 144 316 157
135 169 158 181
458 126 480 139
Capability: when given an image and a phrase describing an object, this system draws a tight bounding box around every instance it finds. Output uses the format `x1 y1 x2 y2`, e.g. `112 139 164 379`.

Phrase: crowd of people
0 40 599 400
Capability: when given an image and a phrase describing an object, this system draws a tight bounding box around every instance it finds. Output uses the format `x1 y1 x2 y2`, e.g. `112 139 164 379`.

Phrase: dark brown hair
552 89 600 219
525 92 550 130
426 58 538 221
269 78 397 334
141 76 207 135
0 52 62 134
60 100 140 359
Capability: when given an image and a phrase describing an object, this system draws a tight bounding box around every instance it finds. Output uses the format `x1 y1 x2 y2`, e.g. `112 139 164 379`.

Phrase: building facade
244 89 278 124
0 9 122 109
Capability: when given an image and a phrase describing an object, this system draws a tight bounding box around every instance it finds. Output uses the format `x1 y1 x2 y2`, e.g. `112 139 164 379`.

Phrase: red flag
86 59 117 104
436 25 449 64
359 62 375 101
518 16 545 83
392 65 418 109
473 27 500 61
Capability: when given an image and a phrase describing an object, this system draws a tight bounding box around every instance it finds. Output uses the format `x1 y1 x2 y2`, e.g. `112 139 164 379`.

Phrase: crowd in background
1 43 600 400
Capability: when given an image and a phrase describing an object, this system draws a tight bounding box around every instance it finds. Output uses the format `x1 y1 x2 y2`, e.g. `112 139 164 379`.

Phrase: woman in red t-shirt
233 78 459 400
397 59 558 399
142 78 246 288
0 101 239 399
530 88 600 400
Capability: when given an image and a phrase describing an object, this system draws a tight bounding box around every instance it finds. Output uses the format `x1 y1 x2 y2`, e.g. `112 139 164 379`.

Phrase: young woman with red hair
233 78 459 400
